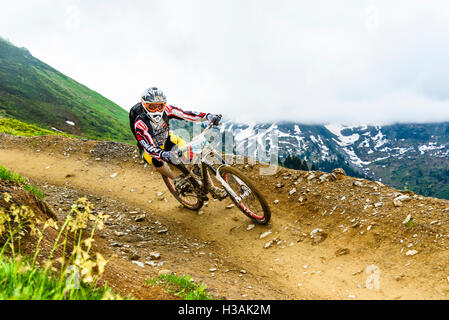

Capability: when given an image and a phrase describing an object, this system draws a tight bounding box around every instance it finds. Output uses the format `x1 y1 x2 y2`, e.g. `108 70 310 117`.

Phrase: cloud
65 4 81 31
1 0 449 124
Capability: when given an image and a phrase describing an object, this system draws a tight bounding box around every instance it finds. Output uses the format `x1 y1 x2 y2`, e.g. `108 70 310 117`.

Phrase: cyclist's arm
165 105 208 122
134 120 164 160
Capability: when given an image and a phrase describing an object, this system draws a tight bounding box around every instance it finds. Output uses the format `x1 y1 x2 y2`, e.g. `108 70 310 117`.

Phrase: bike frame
174 124 245 202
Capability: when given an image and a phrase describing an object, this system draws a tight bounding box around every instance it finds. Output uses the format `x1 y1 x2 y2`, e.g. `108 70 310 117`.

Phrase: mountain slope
0 37 133 142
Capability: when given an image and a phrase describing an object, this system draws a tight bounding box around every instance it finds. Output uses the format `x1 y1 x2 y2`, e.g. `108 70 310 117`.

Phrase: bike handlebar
176 122 217 158
203 122 214 134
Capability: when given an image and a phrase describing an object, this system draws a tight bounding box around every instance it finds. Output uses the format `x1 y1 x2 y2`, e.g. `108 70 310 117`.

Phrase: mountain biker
129 87 225 197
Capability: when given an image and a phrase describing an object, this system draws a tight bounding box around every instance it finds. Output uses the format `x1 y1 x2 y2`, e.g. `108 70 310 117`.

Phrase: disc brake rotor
240 184 252 200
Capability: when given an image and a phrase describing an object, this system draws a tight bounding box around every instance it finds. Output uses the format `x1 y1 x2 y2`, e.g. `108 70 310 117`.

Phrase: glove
206 113 222 125
160 150 180 164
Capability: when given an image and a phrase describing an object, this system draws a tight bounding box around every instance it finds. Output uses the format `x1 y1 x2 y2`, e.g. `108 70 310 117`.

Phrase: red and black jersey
129 103 208 160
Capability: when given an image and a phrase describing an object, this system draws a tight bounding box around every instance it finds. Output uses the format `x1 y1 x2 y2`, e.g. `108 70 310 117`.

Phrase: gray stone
393 199 404 207
307 173 316 181
132 261 145 268
260 231 272 239
353 181 363 187
264 240 274 249
335 248 350 256
374 202 383 208
310 228 328 245
148 252 161 260
110 242 122 247
135 214 146 222
395 195 411 202
332 168 346 176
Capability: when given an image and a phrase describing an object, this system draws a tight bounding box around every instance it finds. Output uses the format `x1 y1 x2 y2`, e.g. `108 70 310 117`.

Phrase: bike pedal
216 195 227 201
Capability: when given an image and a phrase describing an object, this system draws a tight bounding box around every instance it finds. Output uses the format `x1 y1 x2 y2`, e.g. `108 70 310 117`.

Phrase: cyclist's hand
161 150 181 164
207 113 222 126
160 150 171 163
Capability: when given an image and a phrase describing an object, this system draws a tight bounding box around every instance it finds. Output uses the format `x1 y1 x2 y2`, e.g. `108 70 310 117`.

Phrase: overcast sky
1 0 449 125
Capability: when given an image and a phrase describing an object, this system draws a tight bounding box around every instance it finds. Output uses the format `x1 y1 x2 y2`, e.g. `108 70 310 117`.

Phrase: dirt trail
1 134 449 300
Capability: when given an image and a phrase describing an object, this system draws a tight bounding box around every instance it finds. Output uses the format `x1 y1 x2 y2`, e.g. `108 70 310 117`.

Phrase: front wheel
219 166 271 225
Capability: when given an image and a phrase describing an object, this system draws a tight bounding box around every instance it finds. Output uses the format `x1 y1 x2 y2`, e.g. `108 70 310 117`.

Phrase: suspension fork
213 165 243 202
201 161 210 194
212 153 252 202
201 151 244 201
199 149 227 194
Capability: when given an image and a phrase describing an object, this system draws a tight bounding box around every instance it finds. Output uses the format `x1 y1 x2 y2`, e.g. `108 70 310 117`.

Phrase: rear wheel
219 166 271 224
162 164 204 211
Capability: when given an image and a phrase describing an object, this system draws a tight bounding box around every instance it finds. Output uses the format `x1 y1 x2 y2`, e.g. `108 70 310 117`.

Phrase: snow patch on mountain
342 147 371 168
418 143 445 155
373 130 388 149
310 135 318 144
234 124 255 142
325 124 360 147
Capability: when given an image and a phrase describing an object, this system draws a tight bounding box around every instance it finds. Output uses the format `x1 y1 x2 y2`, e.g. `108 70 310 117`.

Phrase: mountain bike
162 124 271 225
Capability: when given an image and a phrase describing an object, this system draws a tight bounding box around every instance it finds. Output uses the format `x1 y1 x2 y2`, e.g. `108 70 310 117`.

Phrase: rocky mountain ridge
213 120 449 200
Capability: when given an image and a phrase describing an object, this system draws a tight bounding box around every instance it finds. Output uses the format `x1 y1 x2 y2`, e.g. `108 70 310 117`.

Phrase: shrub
0 195 123 300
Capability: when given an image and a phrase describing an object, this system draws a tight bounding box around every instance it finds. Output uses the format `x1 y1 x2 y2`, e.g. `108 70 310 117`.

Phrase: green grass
147 274 214 300
370 156 449 200
0 195 125 300
0 255 116 300
0 118 74 138
0 165 46 199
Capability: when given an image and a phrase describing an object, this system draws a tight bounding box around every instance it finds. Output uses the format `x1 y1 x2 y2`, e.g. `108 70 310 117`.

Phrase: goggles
142 101 166 112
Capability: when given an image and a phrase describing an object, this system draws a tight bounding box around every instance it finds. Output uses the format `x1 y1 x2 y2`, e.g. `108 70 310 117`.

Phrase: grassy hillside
370 156 449 200
0 37 133 143
0 117 76 138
